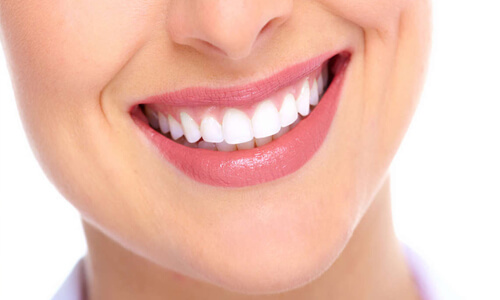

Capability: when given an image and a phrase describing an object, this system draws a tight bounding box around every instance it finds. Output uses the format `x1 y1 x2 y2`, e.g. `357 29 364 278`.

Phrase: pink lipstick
131 52 350 187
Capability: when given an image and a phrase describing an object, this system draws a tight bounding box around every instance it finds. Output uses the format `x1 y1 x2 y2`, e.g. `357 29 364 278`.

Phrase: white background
1 1 499 299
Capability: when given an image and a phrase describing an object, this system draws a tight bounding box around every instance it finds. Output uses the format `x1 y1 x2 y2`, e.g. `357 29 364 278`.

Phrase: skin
0 0 431 299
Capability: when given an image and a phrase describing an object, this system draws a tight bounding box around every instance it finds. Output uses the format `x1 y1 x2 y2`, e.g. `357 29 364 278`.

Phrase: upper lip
133 52 337 109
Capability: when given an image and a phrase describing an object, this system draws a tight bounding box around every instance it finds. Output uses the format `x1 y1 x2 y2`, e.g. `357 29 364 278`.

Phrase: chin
141 193 356 295
195 228 350 294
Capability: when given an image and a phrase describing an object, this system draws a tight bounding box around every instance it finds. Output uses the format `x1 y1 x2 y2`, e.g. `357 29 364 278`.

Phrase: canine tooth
168 115 184 140
180 112 201 143
200 116 224 143
144 106 160 130
279 94 298 127
310 80 319 106
237 140 255 150
158 113 170 134
255 136 272 147
216 141 237 152
252 100 281 138
272 126 290 140
296 80 310 116
198 141 217 150
222 108 253 144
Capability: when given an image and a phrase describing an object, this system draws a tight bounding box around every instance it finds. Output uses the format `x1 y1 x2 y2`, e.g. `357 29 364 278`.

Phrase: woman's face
0 0 430 294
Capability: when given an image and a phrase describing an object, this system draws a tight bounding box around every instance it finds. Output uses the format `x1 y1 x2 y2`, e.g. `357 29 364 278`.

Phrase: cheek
319 0 409 31
1 0 158 109
0 0 161 197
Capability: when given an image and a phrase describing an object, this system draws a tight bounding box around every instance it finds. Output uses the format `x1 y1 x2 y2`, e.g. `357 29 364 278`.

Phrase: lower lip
132 56 349 187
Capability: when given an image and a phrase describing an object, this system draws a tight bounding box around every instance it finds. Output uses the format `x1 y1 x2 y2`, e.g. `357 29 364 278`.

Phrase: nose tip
167 1 293 60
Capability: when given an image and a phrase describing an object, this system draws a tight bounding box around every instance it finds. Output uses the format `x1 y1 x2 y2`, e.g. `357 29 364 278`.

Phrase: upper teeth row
144 71 328 146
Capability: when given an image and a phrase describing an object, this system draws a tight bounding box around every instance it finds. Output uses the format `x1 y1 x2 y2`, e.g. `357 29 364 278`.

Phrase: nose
167 0 293 60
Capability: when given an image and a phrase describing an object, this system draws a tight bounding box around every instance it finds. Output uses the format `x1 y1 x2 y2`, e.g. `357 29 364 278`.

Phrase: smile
131 51 351 187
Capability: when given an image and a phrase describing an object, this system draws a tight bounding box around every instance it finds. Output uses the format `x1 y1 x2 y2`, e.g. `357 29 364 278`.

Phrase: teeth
198 141 217 150
180 112 201 143
222 108 253 144
272 126 290 140
252 100 281 138
144 106 160 130
200 116 224 143
216 141 237 152
279 94 298 127
158 113 170 134
290 117 301 129
168 115 184 140
296 80 310 117
237 140 255 150
144 63 331 150
310 80 319 106
255 136 272 147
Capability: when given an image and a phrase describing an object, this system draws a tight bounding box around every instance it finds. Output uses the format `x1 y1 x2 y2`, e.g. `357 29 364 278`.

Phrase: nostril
198 40 228 57
258 16 282 38
259 19 273 36
256 16 286 46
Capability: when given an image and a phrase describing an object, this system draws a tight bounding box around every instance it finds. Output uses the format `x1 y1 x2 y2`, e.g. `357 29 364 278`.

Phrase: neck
82 176 421 300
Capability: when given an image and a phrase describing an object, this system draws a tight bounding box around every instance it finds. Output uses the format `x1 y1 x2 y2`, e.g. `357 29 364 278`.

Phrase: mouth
131 51 351 187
